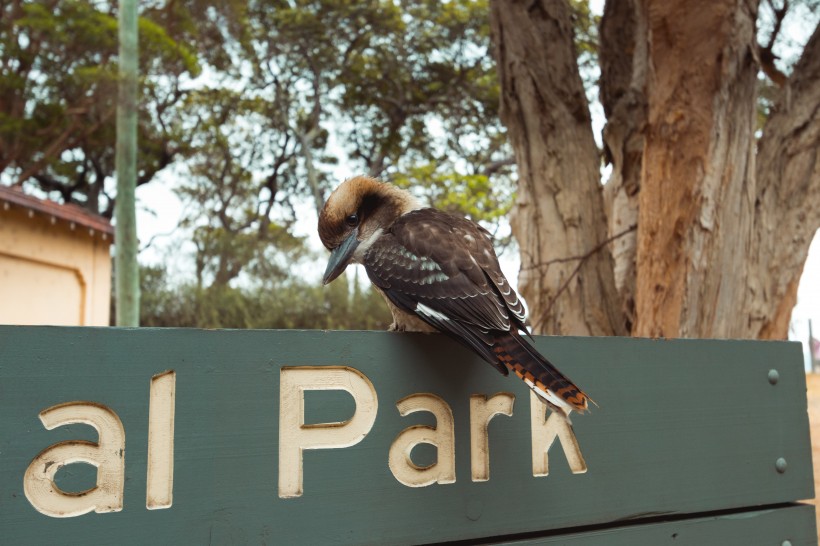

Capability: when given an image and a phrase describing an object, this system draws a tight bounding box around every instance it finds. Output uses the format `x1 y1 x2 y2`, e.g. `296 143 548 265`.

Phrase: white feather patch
416 303 450 323
353 228 384 263
525 378 574 415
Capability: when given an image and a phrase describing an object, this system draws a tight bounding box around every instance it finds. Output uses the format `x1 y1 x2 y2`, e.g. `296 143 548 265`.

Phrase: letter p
278 366 378 498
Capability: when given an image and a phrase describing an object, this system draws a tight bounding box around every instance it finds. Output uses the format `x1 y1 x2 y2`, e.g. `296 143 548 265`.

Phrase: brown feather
319 177 592 415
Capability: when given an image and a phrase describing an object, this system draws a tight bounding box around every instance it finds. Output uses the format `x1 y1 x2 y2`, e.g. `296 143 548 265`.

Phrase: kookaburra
318 176 591 415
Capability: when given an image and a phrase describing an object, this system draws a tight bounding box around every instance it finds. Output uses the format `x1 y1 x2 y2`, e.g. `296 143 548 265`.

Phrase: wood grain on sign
0 327 814 544
498 504 817 545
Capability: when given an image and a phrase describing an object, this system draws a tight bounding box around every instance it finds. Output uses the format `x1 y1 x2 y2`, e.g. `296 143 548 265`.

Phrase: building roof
0 185 114 238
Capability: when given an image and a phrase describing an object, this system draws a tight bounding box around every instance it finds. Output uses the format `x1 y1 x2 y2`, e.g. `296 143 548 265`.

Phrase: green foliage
34 0 810 333
166 0 517 293
393 163 512 225
569 0 600 75
333 0 509 183
174 85 309 288
138 17 200 77
6 0 519 329
139 265 392 330
1 0 201 215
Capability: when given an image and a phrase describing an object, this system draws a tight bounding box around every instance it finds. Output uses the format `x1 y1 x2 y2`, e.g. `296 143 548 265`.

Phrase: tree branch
481 157 515 176
757 0 790 86
531 225 637 331
749 20 820 338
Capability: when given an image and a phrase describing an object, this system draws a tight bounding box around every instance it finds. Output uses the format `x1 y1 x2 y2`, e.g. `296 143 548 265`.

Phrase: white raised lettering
146 370 176 510
530 392 587 476
23 402 125 517
388 393 456 487
470 393 515 482
278 366 378 498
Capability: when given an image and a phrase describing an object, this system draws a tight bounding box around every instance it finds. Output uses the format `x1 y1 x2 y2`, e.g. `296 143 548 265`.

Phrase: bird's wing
363 209 526 370
364 209 590 413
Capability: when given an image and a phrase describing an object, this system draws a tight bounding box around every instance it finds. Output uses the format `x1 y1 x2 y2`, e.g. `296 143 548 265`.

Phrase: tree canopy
3 0 818 336
1 0 199 215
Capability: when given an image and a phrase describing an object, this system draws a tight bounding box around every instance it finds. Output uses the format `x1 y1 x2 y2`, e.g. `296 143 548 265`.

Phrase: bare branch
481 157 515 176
139 230 177 253
758 0 790 86
531 225 637 331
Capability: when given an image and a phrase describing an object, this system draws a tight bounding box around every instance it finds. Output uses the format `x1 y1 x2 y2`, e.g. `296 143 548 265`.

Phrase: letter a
24 402 126 517
389 393 456 487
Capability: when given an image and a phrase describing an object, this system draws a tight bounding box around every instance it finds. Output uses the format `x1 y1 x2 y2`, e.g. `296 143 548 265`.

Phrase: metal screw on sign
768 369 779 385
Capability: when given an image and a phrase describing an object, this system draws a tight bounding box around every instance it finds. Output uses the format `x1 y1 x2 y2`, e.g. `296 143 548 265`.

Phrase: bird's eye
345 213 359 227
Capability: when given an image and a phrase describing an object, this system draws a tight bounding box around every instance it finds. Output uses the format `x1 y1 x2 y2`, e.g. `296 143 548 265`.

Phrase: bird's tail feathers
492 332 593 414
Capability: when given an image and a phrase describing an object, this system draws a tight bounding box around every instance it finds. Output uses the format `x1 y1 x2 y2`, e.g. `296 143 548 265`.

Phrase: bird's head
318 176 419 285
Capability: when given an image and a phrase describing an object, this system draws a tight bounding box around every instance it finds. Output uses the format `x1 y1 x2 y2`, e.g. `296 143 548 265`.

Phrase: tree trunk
635 0 759 338
489 0 624 336
747 23 820 339
599 0 648 334
492 0 819 340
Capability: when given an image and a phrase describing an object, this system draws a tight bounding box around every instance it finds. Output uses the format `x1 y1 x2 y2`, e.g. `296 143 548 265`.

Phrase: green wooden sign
0 327 815 544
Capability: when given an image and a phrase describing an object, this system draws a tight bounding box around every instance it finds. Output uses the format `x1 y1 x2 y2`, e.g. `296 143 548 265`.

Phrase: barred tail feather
491 332 592 414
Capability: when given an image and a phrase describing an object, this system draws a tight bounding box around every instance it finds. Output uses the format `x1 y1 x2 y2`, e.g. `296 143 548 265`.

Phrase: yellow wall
0 207 111 326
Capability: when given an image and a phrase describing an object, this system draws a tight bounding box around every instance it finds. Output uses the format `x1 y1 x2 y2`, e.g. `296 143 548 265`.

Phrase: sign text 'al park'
0 327 815 544
23 367 585 516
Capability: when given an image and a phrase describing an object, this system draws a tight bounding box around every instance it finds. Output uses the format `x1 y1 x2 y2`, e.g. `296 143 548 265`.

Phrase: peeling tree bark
489 0 624 336
748 23 820 339
635 0 759 338
492 0 819 340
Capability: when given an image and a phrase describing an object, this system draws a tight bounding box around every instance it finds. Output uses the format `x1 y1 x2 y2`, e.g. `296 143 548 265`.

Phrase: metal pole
115 0 140 326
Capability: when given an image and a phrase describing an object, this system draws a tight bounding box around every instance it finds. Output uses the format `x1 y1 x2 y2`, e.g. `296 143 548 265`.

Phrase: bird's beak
323 228 359 285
